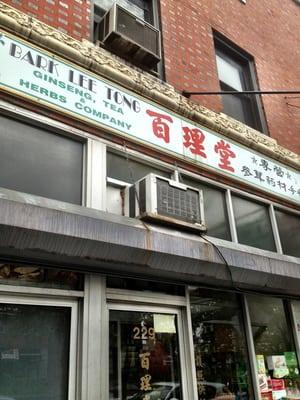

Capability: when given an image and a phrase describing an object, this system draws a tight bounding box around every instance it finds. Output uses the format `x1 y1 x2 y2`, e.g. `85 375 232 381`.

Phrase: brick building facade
0 1 299 400
2 0 300 152
160 0 300 153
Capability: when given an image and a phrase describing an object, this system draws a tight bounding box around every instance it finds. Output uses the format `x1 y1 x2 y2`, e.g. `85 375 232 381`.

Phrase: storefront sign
0 31 299 203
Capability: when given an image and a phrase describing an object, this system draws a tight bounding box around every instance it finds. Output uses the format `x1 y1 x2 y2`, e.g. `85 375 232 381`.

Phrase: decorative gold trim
0 1 299 169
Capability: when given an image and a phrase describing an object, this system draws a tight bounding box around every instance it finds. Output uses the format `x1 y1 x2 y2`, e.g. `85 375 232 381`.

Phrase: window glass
220 82 254 128
183 177 231 240
232 195 276 251
0 264 84 290
247 295 300 400
216 54 243 91
95 0 151 21
94 0 114 9
118 0 145 19
190 289 253 400
275 210 300 257
0 303 71 399
214 34 266 133
291 300 300 348
221 90 247 123
107 152 170 215
107 276 185 296
0 115 83 204
107 152 170 183
109 310 183 400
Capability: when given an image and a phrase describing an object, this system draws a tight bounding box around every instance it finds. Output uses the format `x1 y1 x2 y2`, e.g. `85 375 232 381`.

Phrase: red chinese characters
146 110 173 143
214 140 236 172
182 127 207 158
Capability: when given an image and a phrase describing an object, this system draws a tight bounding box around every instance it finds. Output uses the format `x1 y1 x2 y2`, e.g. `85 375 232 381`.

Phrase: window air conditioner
96 3 161 69
125 174 206 232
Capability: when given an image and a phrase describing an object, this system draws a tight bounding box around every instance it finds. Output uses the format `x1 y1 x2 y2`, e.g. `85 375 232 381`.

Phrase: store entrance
108 305 185 400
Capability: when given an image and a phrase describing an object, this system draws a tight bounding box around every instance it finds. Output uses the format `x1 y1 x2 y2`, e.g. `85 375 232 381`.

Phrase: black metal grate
157 179 201 224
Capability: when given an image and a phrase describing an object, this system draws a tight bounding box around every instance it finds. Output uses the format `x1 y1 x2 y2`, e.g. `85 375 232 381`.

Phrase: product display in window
256 353 300 400
248 295 300 400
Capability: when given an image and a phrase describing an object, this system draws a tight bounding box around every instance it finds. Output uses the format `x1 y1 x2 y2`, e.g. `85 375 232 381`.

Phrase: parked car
127 382 181 400
127 381 236 400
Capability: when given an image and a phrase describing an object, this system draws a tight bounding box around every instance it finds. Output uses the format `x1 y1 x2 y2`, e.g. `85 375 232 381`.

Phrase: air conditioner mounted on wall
125 174 206 232
95 3 161 69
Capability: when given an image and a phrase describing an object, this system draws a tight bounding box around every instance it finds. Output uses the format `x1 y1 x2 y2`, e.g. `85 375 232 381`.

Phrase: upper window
214 33 267 134
93 0 161 72
107 151 169 183
182 176 231 241
106 151 170 215
231 194 276 252
275 209 300 257
0 115 83 205
94 0 154 23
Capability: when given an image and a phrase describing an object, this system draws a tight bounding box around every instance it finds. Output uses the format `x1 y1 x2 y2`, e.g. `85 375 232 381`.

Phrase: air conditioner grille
157 179 201 224
116 7 158 55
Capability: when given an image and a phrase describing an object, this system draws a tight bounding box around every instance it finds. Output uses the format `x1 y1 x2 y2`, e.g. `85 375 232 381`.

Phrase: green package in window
284 352 299 377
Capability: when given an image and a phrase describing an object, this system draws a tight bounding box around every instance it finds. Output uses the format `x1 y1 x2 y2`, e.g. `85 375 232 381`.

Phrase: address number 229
133 326 155 340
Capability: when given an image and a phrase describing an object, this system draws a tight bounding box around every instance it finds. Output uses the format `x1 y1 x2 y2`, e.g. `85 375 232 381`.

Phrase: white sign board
0 31 299 204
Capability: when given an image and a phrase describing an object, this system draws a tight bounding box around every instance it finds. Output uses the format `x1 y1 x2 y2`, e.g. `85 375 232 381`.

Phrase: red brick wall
3 0 91 40
160 0 300 154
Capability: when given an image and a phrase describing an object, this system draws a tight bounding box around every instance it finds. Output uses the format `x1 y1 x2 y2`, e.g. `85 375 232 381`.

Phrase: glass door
108 304 186 400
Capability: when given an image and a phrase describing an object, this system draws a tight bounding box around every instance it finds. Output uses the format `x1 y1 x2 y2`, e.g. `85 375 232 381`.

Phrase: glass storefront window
107 152 170 183
0 303 71 399
0 264 84 290
109 309 183 400
0 115 83 205
182 177 231 241
275 210 300 258
292 301 300 344
247 295 300 400
190 289 252 400
107 277 185 296
231 195 276 252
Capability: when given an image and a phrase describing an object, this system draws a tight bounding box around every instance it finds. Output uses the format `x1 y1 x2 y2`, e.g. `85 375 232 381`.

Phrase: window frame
230 192 278 252
0 292 79 400
214 32 268 135
0 101 108 212
0 108 87 207
93 0 157 25
107 298 193 400
0 100 298 259
91 0 164 77
273 207 300 257
105 144 300 257
188 288 255 400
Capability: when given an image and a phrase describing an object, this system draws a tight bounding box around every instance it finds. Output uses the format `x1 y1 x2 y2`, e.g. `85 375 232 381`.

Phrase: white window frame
0 292 79 400
107 298 195 400
105 144 300 257
0 99 107 212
